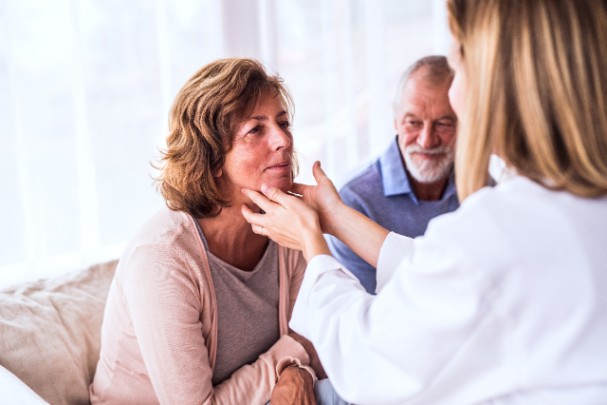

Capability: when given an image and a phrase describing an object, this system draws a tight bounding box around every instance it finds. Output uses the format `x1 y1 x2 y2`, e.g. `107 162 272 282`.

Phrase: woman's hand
290 161 344 235
241 182 330 261
288 330 327 380
271 365 316 405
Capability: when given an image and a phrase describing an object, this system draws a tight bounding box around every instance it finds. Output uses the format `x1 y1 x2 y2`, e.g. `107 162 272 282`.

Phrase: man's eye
437 120 455 127
406 120 422 127
433 120 457 134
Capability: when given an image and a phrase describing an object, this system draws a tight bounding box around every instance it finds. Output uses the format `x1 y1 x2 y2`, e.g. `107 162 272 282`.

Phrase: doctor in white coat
242 0 607 403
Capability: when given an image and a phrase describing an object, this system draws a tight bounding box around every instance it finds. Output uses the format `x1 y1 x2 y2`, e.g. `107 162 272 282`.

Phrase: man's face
394 70 457 184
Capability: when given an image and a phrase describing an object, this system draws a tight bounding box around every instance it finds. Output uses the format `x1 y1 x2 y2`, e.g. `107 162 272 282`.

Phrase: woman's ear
213 168 223 177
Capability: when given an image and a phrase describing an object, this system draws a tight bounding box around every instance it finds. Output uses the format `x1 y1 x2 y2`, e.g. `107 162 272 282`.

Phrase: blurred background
0 0 450 287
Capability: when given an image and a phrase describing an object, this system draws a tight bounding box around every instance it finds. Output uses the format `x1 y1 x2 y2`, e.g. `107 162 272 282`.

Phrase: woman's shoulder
128 207 200 251
424 175 607 262
435 175 550 228
459 174 607 223
117 207 208 280
419 178 530 265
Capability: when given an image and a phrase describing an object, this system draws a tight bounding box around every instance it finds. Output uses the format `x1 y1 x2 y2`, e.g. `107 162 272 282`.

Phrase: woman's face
220 92 294 202
447 35 467 118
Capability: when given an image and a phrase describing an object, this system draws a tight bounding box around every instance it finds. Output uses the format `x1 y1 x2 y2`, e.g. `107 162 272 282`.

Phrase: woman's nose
269 125 292 150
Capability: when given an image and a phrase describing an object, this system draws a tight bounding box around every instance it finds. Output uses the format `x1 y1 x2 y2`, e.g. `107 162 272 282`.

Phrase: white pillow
0 364 48 404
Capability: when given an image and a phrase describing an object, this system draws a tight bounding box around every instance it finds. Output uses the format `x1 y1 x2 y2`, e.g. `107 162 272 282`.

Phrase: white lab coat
290 175 607 404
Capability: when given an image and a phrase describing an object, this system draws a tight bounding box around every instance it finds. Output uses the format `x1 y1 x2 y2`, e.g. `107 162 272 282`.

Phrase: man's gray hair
393 55 454 115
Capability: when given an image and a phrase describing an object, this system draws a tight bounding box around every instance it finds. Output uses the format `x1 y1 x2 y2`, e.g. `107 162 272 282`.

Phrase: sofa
0 259 118 405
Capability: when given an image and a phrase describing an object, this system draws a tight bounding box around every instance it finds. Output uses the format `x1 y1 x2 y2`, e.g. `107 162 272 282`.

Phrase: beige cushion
0 260 118 405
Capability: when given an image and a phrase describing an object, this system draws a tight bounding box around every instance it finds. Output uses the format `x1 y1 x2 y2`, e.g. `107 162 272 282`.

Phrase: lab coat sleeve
376 232 414 292
289 233 496 405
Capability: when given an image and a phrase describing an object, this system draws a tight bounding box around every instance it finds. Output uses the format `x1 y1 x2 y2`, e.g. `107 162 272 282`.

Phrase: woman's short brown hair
156 58 295 218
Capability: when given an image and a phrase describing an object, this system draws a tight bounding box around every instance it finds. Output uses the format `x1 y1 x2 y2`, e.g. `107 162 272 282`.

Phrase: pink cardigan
90 208 310 405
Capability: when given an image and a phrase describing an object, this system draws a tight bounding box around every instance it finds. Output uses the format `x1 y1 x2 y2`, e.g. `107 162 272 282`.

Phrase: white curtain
0 0 449 287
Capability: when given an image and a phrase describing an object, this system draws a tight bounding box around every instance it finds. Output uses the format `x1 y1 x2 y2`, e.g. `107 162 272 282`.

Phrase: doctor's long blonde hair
447 0 607 201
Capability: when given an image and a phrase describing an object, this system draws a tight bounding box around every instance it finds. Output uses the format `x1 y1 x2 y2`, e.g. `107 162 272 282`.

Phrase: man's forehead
402 75 450 98
397 106 456 124
399 91 453 115
398 78 453 114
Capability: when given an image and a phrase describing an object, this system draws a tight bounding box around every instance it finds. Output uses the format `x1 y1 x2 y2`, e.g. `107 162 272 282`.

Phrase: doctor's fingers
260 184 301 208
241 188 280 212
241 203 266 227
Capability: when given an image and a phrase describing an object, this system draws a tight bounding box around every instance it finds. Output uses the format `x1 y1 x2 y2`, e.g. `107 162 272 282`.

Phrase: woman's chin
262 178 293 193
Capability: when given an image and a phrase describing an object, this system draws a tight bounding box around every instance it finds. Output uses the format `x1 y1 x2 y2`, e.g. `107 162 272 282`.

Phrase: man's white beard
404 145 454 184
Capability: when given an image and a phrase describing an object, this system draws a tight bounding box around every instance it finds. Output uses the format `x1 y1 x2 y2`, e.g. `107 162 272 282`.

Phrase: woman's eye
248 125 263 135
279 121 291 130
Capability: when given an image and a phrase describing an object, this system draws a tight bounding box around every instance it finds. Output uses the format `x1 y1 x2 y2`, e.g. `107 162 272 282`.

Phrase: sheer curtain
0 0 449 287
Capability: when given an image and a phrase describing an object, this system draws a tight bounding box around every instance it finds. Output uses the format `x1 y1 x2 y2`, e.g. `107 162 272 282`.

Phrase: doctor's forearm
324 203 389 268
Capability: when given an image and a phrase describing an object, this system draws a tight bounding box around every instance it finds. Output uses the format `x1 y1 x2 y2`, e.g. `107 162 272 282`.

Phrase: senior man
328 55 460 293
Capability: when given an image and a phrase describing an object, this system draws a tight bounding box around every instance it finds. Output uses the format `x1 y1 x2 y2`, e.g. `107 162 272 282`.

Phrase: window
0 0 449 287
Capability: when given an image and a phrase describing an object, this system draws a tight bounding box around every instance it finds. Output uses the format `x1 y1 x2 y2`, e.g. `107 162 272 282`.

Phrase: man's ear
393 118 399 131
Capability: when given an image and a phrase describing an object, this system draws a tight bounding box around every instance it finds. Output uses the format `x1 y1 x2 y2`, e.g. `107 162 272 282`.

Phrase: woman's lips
264 162 291 172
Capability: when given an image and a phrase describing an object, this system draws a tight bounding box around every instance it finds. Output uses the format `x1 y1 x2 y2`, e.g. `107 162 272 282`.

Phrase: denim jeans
267 378 350 405
314 378 350 405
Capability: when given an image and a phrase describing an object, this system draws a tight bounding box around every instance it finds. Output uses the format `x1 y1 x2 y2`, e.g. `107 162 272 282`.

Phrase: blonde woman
241 0 607 403
90 58 331 404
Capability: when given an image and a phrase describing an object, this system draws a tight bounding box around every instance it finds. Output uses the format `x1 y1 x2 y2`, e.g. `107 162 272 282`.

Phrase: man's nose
417 124 439 149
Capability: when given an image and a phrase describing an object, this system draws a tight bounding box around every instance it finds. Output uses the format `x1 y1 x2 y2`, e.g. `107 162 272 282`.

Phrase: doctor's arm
241 161 390 266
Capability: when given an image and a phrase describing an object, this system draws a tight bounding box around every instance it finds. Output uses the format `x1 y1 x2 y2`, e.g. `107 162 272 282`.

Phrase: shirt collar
443 170 457 199
380 136 457 200
379 137 412 197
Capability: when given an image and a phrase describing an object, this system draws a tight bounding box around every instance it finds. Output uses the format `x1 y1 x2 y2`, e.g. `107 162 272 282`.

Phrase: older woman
89 58 324 404
242 0 607 403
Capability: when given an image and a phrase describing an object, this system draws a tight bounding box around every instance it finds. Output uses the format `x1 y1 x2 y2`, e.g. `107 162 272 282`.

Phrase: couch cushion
0 259 118 405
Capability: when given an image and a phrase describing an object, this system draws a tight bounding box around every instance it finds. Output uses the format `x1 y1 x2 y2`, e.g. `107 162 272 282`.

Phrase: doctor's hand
241 182 331 261
290 161 344 235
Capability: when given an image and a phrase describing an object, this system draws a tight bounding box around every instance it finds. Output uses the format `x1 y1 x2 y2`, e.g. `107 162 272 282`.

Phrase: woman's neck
197 205 269 272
